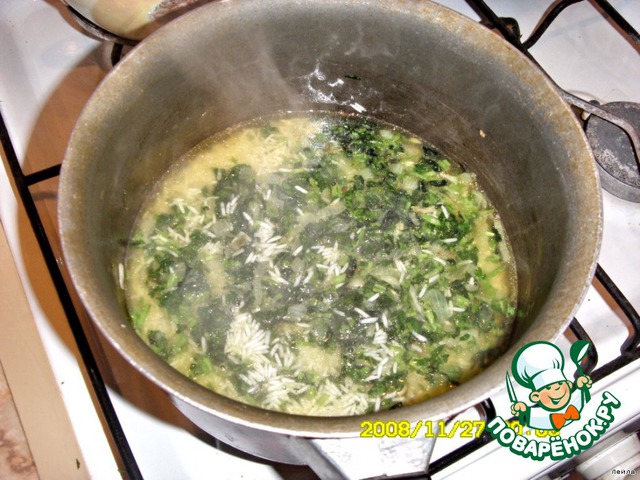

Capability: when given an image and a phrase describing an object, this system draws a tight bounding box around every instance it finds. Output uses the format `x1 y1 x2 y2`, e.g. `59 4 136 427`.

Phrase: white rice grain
367 293 380 303
381 312 389 329
359 317 378 324
412 330 428 342
242 211 254 225
117 262 125 290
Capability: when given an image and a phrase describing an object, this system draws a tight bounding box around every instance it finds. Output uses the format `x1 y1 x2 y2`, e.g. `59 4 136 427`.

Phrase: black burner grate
0 113 143 479
1 1 639 479
471 0 640 204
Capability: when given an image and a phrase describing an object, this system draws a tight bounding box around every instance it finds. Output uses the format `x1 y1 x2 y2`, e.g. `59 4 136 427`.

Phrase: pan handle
560 90 640 171
293 426 439 479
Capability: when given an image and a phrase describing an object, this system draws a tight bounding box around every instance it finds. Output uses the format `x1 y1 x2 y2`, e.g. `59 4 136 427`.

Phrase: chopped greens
124 113 517 416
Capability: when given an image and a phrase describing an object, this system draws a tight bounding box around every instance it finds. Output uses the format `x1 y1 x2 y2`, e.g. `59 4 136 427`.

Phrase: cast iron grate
475 0 640 203
0 115 143 479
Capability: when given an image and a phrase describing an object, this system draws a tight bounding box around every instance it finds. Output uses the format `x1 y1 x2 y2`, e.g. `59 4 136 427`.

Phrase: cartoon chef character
509 341 593 431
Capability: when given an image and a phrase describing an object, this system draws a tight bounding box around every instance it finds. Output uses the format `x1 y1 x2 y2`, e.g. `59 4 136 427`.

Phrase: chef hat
512 341 568 391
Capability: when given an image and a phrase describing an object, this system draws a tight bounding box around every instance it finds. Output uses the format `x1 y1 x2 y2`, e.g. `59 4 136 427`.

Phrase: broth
124 112 517 415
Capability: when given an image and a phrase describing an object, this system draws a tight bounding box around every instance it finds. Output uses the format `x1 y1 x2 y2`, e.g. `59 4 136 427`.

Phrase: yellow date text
360 420 486 439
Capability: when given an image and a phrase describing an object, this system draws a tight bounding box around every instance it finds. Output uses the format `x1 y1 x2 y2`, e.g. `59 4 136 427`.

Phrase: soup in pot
123 112 517 416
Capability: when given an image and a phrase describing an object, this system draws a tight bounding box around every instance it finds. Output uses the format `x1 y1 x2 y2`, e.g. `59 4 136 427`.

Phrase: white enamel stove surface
0 1 638 479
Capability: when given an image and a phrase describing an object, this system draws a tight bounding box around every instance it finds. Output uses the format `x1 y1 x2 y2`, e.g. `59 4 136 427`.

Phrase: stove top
1 1 639 479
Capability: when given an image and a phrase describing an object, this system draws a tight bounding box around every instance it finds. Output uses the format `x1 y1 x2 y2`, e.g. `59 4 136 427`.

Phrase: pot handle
293 426 439 479
561 90 640 167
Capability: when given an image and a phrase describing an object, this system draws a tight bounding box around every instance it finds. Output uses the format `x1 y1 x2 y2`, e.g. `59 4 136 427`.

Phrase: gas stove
0 1 639 479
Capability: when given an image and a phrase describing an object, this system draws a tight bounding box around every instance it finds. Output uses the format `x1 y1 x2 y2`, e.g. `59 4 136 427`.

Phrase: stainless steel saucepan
58 1 601 477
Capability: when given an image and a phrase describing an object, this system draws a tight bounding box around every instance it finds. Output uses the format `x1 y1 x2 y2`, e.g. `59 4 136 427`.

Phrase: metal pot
58 0 601 477
60 0 213 42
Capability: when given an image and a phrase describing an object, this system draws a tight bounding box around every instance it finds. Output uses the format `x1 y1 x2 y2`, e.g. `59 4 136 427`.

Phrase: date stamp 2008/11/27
359 419 562 439
359 420 485 439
